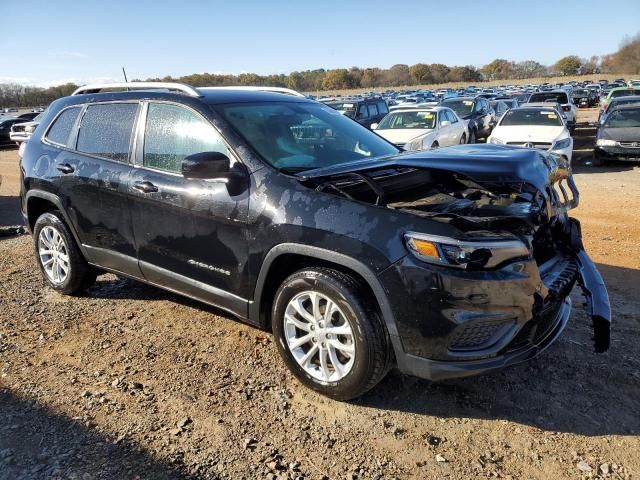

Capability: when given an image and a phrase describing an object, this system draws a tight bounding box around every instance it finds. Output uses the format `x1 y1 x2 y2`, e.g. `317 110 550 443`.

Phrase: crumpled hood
302 144 570 198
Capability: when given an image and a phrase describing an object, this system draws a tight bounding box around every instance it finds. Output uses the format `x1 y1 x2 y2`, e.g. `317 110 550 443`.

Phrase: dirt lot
0 108 638 480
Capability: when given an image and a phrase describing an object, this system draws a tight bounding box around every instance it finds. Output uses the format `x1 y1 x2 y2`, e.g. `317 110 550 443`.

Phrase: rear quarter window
76 103 138 162
45 107 81 146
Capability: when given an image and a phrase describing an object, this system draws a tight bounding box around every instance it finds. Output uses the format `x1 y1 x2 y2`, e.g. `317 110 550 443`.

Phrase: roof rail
71 82 201 97
198 86 306 97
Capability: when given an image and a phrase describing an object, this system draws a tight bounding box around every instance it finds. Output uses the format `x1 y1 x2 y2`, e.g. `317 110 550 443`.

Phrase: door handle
56 163 75 174
133 181 158 194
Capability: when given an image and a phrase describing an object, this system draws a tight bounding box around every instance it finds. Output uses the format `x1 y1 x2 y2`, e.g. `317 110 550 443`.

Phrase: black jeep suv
20 83 610 400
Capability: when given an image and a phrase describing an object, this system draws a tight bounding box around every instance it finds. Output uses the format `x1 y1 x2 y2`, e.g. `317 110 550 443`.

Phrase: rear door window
357 104 368 119
143 102 230 174
45 107 81 146
367 103 379 117
76 103 138 162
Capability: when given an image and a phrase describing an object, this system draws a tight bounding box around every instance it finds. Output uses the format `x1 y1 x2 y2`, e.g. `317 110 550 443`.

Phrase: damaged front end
301 144 610 377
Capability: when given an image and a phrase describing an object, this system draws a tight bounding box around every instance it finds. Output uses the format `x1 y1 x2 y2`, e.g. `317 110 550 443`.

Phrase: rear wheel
272 268 392 401
33 212 97 294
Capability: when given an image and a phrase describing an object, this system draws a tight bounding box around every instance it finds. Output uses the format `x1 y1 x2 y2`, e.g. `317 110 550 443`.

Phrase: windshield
442 99 474 117
529 92 569 104
499 109 563 127
219 102 399 172
573 89 588 95
326 102 356 115
603 108 640 128
611 89 639 99
377 110 436 130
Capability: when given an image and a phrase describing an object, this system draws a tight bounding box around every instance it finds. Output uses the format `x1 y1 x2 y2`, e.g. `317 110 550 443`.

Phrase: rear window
76 103 138 162
500 109 563 127
611 89 639 99
529 92 569 104
377 101 389 115
45 107 81 146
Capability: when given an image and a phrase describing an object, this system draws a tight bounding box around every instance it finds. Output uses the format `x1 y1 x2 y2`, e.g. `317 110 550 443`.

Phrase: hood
599 127 640 142
301 144 572 202
491 125 566 142
376 128 434 144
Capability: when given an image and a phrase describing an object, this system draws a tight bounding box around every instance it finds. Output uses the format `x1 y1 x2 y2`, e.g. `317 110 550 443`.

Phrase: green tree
554 55 583 76
322 69 354 90
409 63 432 84
481 59 514 80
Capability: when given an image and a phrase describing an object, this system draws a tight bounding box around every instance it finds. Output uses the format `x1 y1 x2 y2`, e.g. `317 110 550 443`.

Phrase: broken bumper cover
381 218 611 381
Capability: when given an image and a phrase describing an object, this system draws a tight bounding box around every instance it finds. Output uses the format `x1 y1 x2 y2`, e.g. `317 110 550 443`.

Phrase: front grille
506 141 552 150
448 319 515 351
619 141 640 148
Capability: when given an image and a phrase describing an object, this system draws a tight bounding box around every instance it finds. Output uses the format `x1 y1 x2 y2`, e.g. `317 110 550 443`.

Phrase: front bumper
594 145 640 162
380 218 610 381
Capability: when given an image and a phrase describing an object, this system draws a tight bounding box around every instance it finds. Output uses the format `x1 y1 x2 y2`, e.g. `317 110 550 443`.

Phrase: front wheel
272 268 392 401
33 212 97 294
459 133 467 144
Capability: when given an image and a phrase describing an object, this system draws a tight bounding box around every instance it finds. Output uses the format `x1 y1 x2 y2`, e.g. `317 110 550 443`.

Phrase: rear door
128 101 250 317
50 102 141 275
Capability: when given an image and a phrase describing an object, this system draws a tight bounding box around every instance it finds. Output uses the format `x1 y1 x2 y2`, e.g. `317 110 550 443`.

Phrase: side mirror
440 120 451 127
370 123 378 130
182 151 231 179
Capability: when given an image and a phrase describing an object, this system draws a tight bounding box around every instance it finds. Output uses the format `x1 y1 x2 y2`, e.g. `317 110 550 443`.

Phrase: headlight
489 137 503 145
553 138 571 150
404 232 530 270
406 135 429 151
596 139 617 146
25 125 37 133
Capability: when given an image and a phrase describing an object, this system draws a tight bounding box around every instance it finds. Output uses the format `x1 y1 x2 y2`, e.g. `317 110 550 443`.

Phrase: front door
128 101 250 317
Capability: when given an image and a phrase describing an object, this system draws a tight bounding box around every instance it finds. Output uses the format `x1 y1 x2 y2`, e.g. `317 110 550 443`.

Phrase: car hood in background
376 128 434 144
598 127 640 142
492 125 566 142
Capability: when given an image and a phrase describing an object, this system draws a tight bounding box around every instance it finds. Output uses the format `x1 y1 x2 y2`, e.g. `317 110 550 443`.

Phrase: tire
431 142 439 149
272 268 393 401
33 211 97 294
459 133 466 144
468 130 477 144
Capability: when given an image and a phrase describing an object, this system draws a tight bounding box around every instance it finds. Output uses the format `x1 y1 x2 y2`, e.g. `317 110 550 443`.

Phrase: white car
526 90 577 133
371 107 467 150
488 106 573 162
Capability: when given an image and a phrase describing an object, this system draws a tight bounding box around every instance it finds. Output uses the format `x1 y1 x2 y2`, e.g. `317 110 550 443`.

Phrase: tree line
2 34 638 108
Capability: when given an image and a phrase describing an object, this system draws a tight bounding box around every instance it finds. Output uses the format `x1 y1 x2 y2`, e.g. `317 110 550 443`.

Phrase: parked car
326 98 389 128
526 91 576 133
598 95 640 124
440 96 495 142
10 114 43 145
600 87 640 112
572 88 597 107
489 100 511 119
594 104 640 166
488 106 573 162
0 117 26 147
20 82 610 400
371 107 467 150
17 112 41 121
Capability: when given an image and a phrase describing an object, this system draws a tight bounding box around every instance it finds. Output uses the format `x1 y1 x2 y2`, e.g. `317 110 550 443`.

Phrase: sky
1 0 639 87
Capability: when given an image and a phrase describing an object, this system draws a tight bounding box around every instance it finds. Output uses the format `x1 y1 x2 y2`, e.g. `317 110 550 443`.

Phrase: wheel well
258 253 379 330
27 197 58 230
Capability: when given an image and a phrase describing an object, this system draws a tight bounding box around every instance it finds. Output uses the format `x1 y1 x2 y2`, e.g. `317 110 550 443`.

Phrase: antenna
122 67 128 83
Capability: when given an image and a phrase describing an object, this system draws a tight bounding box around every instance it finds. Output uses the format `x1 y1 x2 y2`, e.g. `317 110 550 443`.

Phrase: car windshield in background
442 100 473 117
500 109 563 127
573 89 588 96
529 92 569 104
377 110 436 130
219 102 399 172
326 102 356 115
603 108 640 128
611 89 639 98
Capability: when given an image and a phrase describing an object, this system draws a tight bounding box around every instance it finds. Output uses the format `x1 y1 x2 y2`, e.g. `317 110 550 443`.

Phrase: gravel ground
0 108 638 479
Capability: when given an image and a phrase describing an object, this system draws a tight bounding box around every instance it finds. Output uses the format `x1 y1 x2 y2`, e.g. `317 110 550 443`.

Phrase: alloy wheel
283 290 355 382
38 226 70 284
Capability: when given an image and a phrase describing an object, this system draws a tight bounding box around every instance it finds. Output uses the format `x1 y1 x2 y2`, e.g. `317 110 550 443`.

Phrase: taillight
603 103 608 112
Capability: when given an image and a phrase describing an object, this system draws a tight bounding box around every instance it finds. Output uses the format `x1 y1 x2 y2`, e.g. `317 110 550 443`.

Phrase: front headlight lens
596 139 617 146
405 232 530 270
489 137 504 145
406 136 426 151
553 138 571 150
